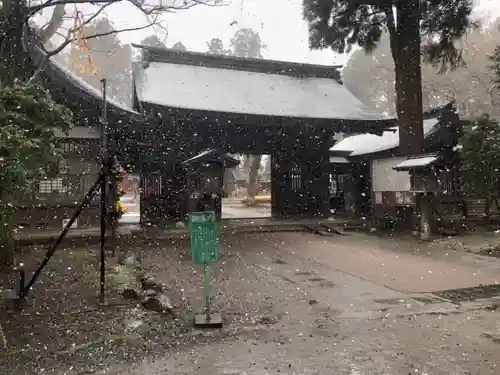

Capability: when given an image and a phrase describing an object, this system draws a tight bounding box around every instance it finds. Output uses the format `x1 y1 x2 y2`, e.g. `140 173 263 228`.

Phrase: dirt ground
0 234 311 375
0 243 180 374
2 230 500 374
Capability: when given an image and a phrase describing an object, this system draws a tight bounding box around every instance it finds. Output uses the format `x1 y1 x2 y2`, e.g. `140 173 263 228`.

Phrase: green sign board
188 211 219 264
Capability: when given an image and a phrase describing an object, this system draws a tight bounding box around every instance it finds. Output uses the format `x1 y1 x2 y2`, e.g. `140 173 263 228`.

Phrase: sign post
188 211 222 328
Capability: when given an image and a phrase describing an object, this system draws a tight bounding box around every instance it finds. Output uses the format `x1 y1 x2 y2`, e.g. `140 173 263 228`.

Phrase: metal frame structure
17 80 115 306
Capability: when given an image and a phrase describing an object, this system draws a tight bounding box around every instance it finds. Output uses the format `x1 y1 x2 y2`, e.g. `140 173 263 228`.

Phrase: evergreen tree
171 41 187 51
140 35 167 48
342 23 500 118
303 0 475 155
230 28 266 58
490 45 500 91
0 84 73 266
206 38 231 55
459 114 500 214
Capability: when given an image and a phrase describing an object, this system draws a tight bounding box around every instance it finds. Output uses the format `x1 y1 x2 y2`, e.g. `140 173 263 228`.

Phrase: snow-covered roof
22 27 139 116
49 58 138 114
392 154 438 171
330 156 350 163
181 149 240 167
181 149 216 165
54 126 100 139
132 61 389 121
330 117 440 156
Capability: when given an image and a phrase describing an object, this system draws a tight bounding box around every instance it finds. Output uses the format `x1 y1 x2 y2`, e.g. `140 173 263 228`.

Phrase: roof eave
392 152 441 171
23 26 144 123
330 108 456 158
137 100 393 130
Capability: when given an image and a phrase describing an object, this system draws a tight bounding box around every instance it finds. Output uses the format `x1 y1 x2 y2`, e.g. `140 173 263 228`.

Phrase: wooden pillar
368 161 378 232
270 153 280 218
271 120 288 219
420 193 432 240
279 147 293 218
411 196 420 236
316 127 331 218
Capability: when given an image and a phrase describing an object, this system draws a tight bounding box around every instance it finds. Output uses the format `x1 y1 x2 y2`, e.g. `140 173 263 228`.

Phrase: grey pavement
99 308 500 375
84 232 500 375
119 194 140 224
264 232 500 293
6 231 500 375
221 205 271 218
221 198 271 219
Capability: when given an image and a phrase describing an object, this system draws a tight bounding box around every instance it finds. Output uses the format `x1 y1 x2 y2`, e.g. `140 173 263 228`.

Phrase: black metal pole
18 267 25 299
99 165 106 302
23 175 102 296
16 266 25 309
99 78 108 302
109 157 118 257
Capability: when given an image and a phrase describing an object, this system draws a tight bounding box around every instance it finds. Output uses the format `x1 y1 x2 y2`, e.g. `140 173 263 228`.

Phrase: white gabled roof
23 27 140 116
54 127 100 139
50 58 138 114
133 61 389 121
330 156 350 163
393 155 438 170
330 118 440 156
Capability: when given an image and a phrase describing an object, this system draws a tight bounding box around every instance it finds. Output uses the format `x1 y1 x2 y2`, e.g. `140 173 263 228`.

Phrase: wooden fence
430 196 500 228
13 174 101 230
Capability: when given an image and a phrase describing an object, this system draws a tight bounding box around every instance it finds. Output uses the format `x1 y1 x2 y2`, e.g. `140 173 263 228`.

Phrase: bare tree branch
46 10 162 57
29 0 119 12
29 0 225 15
1 0 226 56
44 2 113 55
39 4 65 40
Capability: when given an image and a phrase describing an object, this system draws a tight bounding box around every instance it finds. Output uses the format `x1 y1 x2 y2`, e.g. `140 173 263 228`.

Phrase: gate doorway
222 154 272 219
118 172 140 224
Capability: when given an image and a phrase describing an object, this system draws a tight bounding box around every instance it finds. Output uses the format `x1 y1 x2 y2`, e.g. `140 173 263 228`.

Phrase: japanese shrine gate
130 45 392 224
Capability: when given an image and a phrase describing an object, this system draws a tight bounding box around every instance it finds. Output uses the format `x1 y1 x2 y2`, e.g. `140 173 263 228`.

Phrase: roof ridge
131 43 342 82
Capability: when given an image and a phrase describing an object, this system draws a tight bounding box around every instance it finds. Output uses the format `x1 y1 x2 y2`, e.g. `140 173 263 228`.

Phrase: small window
39 178 67 194
61 142 69 153
329 175 337 196
59 160 69 174
290 164 302 192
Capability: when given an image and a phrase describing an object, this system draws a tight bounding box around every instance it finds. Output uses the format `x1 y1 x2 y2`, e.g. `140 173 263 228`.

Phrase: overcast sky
37 0 500 67
113 0 345 65
107 0 500 67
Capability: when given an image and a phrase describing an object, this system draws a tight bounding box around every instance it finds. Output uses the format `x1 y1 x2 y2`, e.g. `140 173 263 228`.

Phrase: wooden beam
354 0 398 6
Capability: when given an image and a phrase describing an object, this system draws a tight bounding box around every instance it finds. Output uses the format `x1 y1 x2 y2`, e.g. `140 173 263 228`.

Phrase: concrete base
0 289 24 309
194 313 223 329
420 198 431 240
420 227 431 240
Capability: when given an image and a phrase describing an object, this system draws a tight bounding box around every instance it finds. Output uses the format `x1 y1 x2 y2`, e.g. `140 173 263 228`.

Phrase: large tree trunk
393 1 424 156
0 0 33 84
223 168 234 197
0 205 15 269
387 1 425 235
242 155 251 175
0 0 66 84
247 155 262 200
